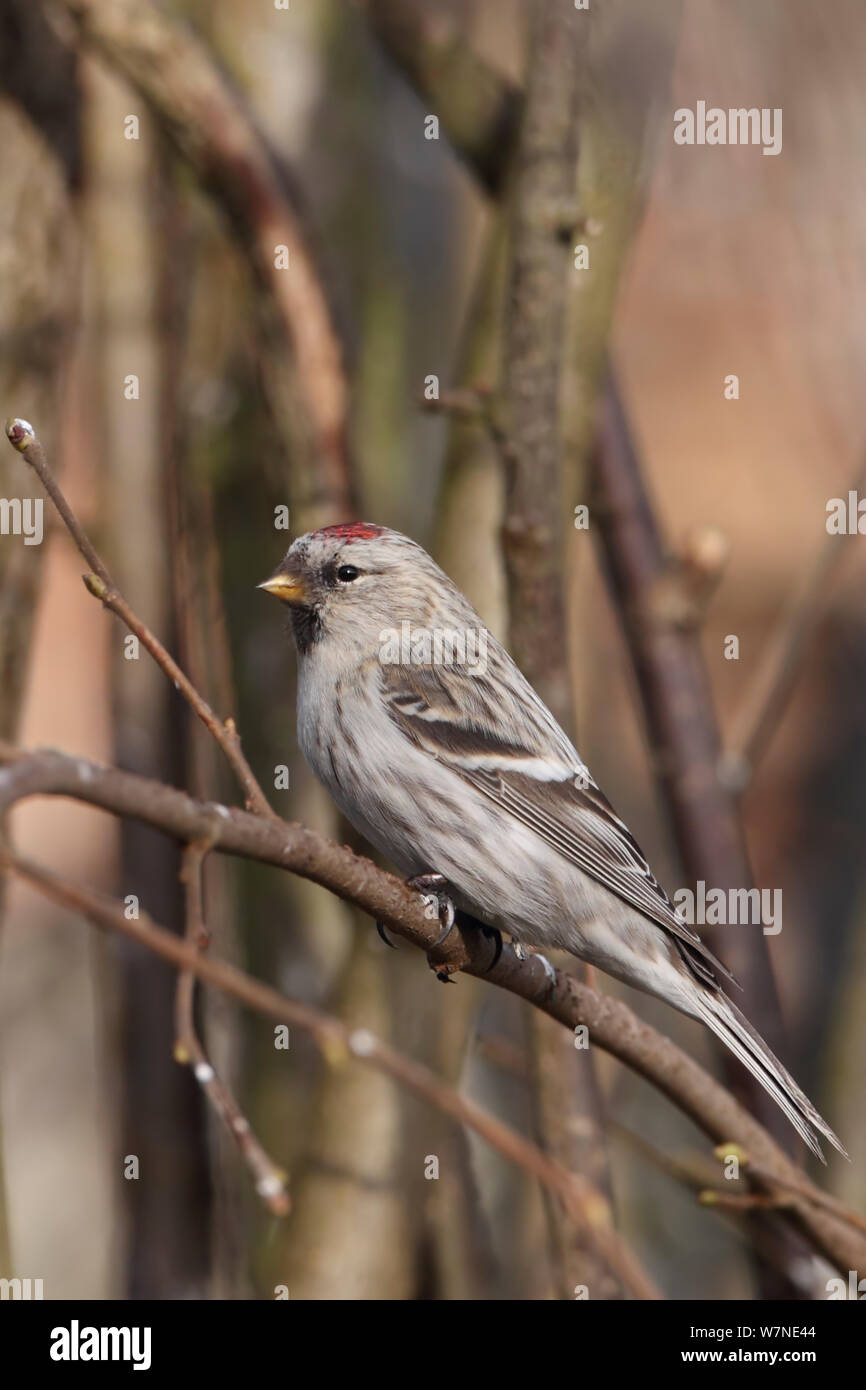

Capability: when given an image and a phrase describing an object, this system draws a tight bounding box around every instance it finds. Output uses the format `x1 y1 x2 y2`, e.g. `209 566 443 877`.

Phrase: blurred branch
0 0 81 183
0 743 860 1275
723 456 866 790
591 381 787 1072
498 0 582 726
174 836 290 1218
54 0 354 524
349 0 520 196
5 418 274 818
593 382 814 1289
722 1148 866 1237
475 1061 861 1288
279 934 412 1300
0 841 660 1302
495 0 619 1299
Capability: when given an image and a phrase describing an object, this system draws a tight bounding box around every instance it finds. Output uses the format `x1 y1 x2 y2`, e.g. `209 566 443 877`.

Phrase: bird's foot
376 920 398 949
409 872 461 980
408 871 457 948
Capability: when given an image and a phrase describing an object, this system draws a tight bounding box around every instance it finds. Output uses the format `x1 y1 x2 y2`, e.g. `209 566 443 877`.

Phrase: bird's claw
376 920 398 949
408 872 457 949
410 872 461 978
424 893 456 947
480 924 503 971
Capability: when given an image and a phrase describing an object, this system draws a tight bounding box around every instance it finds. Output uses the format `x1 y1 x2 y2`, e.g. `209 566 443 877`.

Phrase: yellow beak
257 574 309 605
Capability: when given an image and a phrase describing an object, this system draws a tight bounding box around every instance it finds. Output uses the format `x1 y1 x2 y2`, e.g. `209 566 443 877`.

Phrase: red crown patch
313 522 385 542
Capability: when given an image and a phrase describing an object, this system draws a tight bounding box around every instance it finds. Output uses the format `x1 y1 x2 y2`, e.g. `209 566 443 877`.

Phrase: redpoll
260 523 845 1161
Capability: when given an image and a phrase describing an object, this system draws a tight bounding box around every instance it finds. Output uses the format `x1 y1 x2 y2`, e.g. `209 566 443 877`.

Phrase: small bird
260 522 845 1161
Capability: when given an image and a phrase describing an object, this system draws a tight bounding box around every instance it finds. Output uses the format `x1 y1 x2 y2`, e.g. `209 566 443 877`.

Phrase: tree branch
499 0 583 726
0 840 659 1301
495 0 620 1300
0 741 860 1274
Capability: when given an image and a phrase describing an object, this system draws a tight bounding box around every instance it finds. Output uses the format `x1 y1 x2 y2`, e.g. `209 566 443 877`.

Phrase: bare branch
499 0 583 727
0 842 660 1301
0 741 860 1274
494 0 620 1299
5 418 275 819
722 1148 866 1238
174 836 290 1217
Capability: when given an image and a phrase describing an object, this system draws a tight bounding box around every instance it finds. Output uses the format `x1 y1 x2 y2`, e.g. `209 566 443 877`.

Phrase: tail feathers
693 990 848 1164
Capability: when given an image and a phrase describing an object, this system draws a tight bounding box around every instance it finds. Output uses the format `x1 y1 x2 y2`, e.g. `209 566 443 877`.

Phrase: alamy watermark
379 621 488 674
674 102 782 157
0 497 42 544
0 1276 43 1299
50 1321 152 1371
674 881 782 936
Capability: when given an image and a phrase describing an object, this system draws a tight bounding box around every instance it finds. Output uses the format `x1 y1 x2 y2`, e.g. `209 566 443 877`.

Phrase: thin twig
5 419 108 580
722 1149 866 1237
173 835 290 1216
699 1190 793 1215
4 418 275 820
0 843 660 1301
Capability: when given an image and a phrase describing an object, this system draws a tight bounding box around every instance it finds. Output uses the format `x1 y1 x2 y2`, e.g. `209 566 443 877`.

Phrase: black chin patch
290 604 323 654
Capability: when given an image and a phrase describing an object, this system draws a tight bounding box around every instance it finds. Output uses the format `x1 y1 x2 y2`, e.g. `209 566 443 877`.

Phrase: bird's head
259 523 465 658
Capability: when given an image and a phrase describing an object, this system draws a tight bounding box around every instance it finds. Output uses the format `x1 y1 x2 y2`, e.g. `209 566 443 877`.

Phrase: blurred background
0 0 864 1300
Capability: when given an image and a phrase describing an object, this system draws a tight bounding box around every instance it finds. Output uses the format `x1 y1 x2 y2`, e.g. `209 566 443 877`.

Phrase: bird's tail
691 988 847 1163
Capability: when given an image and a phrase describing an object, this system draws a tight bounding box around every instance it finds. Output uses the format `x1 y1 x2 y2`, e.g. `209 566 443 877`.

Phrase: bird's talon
376 920 398 949
513 941 527 962
432 896 456 947
410 873 457 948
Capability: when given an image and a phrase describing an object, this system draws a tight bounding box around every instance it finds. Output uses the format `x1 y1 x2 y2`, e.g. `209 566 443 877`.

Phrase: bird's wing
379 661 734 988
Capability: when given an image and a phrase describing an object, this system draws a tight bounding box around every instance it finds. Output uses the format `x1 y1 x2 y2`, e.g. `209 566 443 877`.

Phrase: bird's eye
336 564 360 583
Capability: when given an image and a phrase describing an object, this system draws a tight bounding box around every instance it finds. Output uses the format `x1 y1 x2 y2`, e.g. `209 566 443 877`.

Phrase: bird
260 521 846 1162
